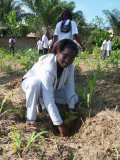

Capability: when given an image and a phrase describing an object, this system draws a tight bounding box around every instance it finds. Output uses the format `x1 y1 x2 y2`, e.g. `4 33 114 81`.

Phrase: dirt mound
75 109 120 160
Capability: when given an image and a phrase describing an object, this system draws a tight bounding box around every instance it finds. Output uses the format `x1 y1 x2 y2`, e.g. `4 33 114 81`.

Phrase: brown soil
0 65 120 160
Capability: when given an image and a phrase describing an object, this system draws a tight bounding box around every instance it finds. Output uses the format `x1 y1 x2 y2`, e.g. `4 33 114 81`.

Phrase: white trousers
107 50 111 56
21 77 77 124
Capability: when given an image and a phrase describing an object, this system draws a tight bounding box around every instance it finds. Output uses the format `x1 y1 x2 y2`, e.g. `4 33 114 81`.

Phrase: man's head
55 39 78 68
61 9 72 20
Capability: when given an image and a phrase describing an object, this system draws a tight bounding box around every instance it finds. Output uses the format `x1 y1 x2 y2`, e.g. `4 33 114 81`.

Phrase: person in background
8 36 16 55
42 31 49 54
48 35 53 52
51 9 83 50
21 39 80 137
106 37 112 57
37 38 43 55
100 39 107 60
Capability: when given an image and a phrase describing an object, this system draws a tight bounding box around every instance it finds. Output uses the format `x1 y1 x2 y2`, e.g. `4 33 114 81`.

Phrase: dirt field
0 63 120 160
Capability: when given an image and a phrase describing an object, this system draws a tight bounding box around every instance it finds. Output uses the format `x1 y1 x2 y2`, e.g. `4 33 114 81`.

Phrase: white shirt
9 38 16 44
48 39 53 48
42 34 49 49
106 40 112 51
37 40 42 50
23 54 78 125
54 20 78 40
101 40 107 50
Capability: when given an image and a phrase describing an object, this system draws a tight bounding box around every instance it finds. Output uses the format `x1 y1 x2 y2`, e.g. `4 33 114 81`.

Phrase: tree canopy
103 9 120 35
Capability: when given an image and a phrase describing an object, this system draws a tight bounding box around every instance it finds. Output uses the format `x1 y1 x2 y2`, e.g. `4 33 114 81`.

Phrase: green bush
0 48 39 73
107 50 120 68
86 28 109 50
18 48 39 71
112 36 120 50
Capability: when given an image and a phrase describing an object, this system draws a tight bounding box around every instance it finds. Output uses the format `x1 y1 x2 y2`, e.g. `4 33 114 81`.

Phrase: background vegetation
0 0 120 50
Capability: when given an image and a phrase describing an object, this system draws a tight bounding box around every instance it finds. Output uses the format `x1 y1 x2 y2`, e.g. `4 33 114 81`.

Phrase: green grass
0 48 39 73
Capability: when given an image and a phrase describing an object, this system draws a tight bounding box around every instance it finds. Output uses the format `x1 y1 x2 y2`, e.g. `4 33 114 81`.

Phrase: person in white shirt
42 31 49 54
100 39 107 59
37 38 43 54
8 36 16 55
22 39 79 137
51 9 83 50
106 38 112 56
48 37 53 51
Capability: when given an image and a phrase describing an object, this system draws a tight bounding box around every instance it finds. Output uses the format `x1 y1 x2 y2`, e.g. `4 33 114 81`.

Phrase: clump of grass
0 91 13 116
23 128 48 153
9 125 22 154
0 48 39 73
8 125 48 156
107 50 120 69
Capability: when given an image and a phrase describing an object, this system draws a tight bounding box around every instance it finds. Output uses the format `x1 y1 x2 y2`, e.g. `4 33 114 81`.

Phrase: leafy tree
0 0 13 23
22 0 64 29
103 9 120 35
92 16 105 29
0 0 25 23
87 28 109 50
73 10 88 45
6 10 21 36
0 0 30 36
6 10 30 37
22 0 86 34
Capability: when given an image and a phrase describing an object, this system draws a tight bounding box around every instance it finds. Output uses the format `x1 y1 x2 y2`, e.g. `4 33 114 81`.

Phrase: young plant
9 125 22 154
76 73 97 108
23 129 48 152
87 73 97 106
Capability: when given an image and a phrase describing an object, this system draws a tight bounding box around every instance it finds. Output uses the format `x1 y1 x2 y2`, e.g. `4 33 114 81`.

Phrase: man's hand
57 124 68 137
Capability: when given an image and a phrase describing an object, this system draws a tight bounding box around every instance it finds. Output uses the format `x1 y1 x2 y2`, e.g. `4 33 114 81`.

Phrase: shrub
112 36 120 50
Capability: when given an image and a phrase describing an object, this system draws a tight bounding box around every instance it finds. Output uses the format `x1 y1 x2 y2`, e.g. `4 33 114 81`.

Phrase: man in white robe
22 39 79 136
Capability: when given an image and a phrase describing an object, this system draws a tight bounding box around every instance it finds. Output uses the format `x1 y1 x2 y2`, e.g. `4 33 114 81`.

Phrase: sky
67 0 120 23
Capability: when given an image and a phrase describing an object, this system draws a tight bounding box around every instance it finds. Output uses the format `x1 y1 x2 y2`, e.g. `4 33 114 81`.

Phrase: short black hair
54 39 78 55
61 9 72 20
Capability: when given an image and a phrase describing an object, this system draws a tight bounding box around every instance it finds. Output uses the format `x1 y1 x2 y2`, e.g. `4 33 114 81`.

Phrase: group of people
37 31 52 55
100 37 112 60
22 9 82 137
37 9 83 55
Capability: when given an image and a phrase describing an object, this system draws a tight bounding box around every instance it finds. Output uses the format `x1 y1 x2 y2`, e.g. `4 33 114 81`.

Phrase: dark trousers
43 48 48 54
9 46 15 55
101 50 107 60
38 49 43 55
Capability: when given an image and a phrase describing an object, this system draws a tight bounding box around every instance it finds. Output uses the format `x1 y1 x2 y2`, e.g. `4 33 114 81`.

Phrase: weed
24 129 48 152
9 125 22 154
9 125 48 155
0 91 13 113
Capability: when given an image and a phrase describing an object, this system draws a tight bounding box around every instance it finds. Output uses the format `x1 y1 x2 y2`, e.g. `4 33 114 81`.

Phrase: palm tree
0 0 30 24
21 0 82 31
0 0 32 36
